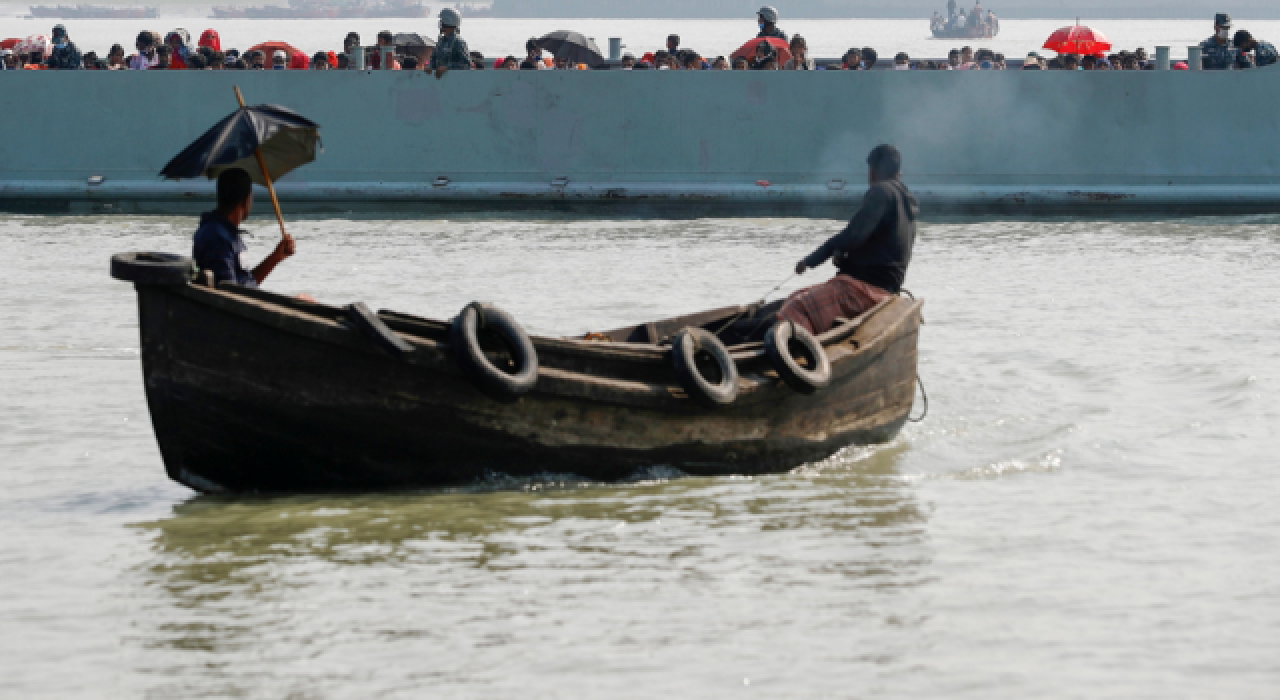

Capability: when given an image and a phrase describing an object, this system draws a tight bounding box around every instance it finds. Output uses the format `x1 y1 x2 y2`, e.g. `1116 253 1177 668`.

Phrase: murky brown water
1 215 1278 698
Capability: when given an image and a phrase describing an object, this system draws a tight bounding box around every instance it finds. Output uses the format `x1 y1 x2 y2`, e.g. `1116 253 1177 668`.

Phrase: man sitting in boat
193 169 295 288
781 145 918 335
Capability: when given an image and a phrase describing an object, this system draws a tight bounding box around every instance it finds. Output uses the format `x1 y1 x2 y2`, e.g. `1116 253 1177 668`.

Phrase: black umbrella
535 30 604 67
160 86 320 240
393 32 435 48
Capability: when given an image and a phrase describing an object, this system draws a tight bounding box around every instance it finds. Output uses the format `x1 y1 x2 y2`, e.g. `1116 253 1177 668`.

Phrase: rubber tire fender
450 302 539 401
764 320 831 394
110 252 194 285
671 327 739 407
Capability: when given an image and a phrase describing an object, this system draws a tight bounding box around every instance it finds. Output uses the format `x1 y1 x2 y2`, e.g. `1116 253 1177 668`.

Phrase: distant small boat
111 252 923 493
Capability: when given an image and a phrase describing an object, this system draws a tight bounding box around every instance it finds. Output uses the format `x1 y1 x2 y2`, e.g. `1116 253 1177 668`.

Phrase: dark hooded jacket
45 27 82 70
802 178 919 293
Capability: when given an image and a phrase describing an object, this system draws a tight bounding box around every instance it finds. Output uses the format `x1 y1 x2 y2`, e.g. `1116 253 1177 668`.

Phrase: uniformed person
1199 12 1237 70
431 7 472 79
756 6 787 41
1234 29 1279 69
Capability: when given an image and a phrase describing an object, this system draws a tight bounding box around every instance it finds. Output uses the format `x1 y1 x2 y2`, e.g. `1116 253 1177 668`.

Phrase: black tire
671 327 739 407
450 302 538 401
764 320 831 394
110 252 194 285
345 302 414 357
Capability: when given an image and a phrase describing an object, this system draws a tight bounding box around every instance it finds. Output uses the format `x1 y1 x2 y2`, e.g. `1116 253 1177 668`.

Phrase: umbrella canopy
15 34 51 55
393 32 435 48
535 30 603 67
1 38 21 50
1043 25 1112 55
159 104 320 187
246 40 305 59
730 37 792 64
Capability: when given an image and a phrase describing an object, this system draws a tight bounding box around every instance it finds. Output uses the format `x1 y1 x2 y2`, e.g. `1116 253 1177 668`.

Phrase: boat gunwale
163 280 919 407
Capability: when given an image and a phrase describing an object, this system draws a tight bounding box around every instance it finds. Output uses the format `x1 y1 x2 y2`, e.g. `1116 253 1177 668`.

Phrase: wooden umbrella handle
233 85 289 241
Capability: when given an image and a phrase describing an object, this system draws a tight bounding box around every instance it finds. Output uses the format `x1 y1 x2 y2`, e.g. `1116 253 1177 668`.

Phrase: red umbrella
1043 24 1112 55
1 38 21 50
730 37 792 64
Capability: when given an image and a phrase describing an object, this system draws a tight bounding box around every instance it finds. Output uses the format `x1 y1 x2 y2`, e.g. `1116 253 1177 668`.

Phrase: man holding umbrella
431 8 472 78
193 169 295 288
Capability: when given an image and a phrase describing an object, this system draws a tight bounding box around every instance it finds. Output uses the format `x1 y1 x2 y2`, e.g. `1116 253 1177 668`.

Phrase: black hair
216 169 253 212
1234 29 1253 47
860 47 877 67
109 43 124 56
526 38 538 52
187 53 207 69
867 144 902 179
231 59 247 70
156 44 171 56
402 55 419 70
312 51 328 63
668 34 680 42
136 31 154 47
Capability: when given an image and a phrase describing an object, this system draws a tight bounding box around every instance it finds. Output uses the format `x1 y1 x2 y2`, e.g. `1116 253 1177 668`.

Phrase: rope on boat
908 374 929 422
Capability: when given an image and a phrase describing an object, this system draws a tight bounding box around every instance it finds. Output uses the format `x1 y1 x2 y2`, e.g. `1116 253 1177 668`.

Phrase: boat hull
133 282 921 492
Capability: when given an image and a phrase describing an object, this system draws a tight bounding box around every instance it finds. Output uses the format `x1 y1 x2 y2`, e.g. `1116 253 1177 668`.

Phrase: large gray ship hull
3 69 1279 218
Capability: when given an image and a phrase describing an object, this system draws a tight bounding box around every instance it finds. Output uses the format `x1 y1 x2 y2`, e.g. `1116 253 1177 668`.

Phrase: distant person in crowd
231 58 247 70
1121 54 1139 70
1200 12 1236 70
372 30 399 69
499 54 516 69
784 35 814 69
922 60 939 69
164 29 191 70
1095 57 1111 70
521 38 546 69
732 56 748 70
431 8 472 78
45 24 82 70
82 51 100 69
842 48 861 69
712 55 730 70
666 34 680 56
756 5 787 40
749 40 776 70
185 53 206 69
0 49 12 70
1081 54 1097 70
290 52 309 69
1134 47 1148 67
209 50 225 69
960 45 973 66
152 44 172 69
946 48 960 68
678 52 700 69
1022 53 1043 70
1234 29 1278 68
198 28 221 52
893 52 910 69
342 32 360 68
783 144 917 336
269 50 286 70
401 55 419 70
250 50 267 69
621 52 636 69
470 51 485 69
312 51 330 69
653 49 670 69
860 47 877 69
335 54 348 69
194 169 296 289
1062 53 1079 70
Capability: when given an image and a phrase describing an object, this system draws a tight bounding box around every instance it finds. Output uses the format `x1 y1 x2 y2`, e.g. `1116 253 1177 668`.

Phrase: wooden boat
112 252 923 493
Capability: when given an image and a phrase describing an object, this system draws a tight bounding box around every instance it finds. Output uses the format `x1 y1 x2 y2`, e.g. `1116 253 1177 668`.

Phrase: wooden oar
233 85 288 241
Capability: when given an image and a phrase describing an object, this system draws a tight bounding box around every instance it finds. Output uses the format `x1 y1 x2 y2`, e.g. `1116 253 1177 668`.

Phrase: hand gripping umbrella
159 86 320 241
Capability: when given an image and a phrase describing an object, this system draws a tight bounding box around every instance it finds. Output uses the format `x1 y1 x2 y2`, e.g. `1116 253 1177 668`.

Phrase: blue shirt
193 211 257 287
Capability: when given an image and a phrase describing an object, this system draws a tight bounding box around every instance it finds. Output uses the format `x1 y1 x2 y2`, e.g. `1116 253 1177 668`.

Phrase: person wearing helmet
46 24 82 70
756 6 787 41
431 7 472 78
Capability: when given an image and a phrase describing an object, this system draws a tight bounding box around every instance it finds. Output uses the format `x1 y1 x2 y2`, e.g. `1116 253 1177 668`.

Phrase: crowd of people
2 6 1275 73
